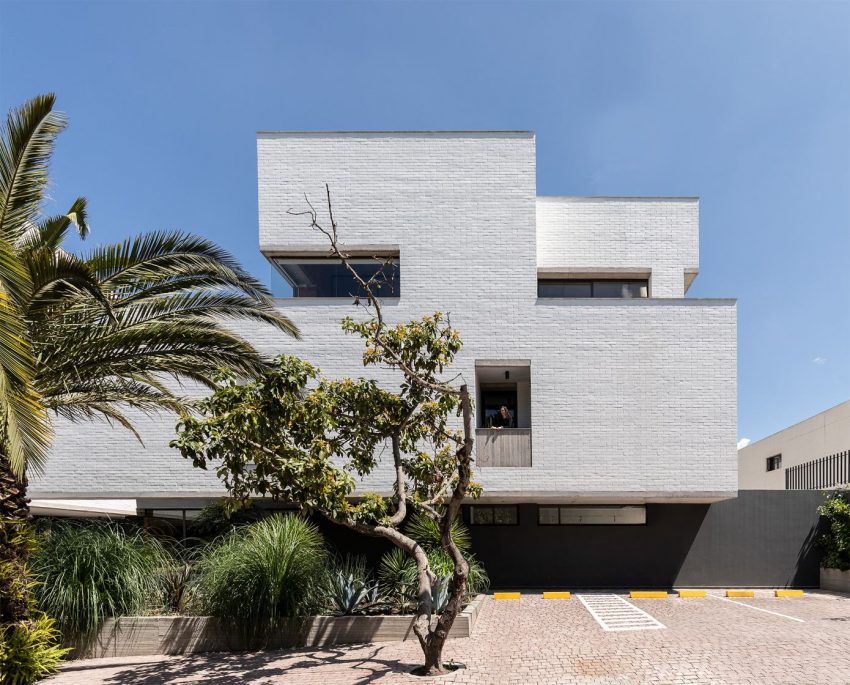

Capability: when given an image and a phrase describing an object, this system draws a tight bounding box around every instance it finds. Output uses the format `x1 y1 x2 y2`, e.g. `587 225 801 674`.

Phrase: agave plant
325 556 380 616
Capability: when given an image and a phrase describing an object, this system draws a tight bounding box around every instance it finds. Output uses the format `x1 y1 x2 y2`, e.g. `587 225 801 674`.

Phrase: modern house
32 131 777 587
739 399 850 491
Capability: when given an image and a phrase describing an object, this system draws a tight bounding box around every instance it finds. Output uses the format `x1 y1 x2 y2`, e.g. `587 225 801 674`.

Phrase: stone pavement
47 592 850 684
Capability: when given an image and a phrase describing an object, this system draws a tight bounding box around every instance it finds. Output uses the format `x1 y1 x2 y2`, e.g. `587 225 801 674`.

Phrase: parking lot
49 591 850 684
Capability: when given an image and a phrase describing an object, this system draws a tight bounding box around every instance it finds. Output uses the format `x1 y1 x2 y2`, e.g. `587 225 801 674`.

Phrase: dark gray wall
464 491 824 589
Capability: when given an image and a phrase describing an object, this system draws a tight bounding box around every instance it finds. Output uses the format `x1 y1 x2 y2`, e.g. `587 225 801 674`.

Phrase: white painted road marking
710 594 805 622
578 593 666 632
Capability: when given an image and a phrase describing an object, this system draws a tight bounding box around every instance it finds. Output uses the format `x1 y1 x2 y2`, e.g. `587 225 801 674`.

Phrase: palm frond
0 93 66 246
23 197 91 251
25 247 112 319
88 231 267 297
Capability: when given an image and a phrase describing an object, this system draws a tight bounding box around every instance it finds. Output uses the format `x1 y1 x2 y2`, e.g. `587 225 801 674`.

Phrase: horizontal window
272 257 400 298
538 279 648 299
538 505 646 525
468 505 519 526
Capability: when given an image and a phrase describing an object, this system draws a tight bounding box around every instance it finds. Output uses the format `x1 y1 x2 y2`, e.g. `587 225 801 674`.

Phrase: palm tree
1 95 63 636
0 96 57 525
0 94 297 643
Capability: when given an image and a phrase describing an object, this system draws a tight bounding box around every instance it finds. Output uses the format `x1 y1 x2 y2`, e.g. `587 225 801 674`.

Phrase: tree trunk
420 382 475 673
421 639 446 676
0 452 33 625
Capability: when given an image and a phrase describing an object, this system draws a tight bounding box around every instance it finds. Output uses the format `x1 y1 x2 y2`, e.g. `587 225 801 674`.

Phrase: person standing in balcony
492 405 513 429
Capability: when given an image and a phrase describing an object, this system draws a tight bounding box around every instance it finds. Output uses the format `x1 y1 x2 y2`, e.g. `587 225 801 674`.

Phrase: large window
538 505 646 525
538 279 648 299
272 257 400 298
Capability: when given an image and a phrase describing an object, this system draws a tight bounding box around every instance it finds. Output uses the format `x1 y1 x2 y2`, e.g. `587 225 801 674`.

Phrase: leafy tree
818 489 850 571
0 94 297 682
173 187 478 675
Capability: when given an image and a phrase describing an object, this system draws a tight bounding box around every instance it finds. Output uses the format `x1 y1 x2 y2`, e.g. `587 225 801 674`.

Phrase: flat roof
257 130 534 138
538 195 699 202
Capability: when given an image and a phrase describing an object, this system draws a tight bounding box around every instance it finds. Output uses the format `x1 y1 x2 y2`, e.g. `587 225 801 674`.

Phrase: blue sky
1 0 848 443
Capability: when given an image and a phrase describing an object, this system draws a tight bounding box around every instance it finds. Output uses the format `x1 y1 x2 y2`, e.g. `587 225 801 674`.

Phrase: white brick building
31 131 737 521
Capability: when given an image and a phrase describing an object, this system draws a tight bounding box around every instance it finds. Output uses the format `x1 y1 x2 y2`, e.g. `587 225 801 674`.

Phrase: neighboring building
31 131 753 586
739 400 850 490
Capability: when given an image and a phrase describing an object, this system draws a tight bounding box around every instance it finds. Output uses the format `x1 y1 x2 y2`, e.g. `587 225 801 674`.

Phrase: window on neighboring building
272 256 400 298
766 454 782 472
538 505 646 525
468 505 519 525
537 279 648 299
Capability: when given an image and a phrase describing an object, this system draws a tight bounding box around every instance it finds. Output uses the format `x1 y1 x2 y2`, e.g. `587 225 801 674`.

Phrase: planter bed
820 567 850 593
74 595 485 659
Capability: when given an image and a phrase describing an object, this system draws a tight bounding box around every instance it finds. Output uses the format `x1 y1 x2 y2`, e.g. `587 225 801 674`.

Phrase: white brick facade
31 131 737 504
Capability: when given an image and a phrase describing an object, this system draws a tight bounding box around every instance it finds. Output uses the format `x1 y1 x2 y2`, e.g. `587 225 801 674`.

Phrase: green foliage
818 489 850 571
378 548 418 612
0 94 59 477
404 514 471 552
0 615 69 685
187 502 266 539
0 520 38 622
426 548 489 598
323 556 379 615
173 311 479 527
377 515 489 613
31 521 169 640
193 514 326 628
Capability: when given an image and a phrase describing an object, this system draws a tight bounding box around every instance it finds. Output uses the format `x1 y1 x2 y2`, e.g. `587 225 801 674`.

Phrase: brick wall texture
31 132 737 502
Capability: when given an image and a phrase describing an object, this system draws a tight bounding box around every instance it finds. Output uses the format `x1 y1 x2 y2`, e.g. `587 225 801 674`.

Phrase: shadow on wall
465 491 824 589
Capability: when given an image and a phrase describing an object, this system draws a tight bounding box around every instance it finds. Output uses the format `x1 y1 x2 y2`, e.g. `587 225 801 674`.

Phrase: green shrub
378 548 417 611
187 502 266 539
0 615 69 685
323 555 379 615
404 514 471 551
378 514 489 613
426 547 489 597
32 521 169 640
193 514 326 628
818 489 850 570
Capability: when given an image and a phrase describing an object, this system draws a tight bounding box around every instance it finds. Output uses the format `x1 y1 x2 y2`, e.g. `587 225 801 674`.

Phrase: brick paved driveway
47 592 850 684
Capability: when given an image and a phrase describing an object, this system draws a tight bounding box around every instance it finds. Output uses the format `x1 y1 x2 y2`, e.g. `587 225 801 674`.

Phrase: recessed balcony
475 428 532 467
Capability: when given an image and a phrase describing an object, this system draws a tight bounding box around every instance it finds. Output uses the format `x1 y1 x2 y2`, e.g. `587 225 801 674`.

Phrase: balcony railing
475 428 532 467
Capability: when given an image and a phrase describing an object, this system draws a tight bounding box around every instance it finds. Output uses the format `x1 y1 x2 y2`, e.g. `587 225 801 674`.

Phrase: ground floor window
538 505 646 525
468 505 519 526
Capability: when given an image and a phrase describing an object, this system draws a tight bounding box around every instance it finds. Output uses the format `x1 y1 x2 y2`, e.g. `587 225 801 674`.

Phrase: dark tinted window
273 257 399 298
469 505 519 526
538 279 648 299
538 280 593 298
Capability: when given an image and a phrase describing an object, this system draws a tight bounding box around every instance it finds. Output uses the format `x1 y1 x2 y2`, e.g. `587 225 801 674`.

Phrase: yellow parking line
726 590 754 598
630 591 668 599
775 589 804 598
543 591 571 599
493 592 521 600
677 589 707 598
